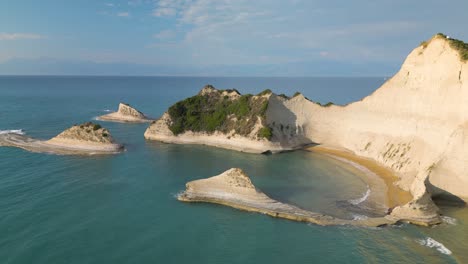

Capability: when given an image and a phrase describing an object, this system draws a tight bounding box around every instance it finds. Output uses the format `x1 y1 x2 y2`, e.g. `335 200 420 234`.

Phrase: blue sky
0 0 467 76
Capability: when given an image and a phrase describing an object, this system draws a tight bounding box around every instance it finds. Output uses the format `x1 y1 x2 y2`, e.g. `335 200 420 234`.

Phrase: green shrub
293 92 302 97
257 126 273 140
258 89 272 96
324 102 334 107
93 124 102 131
420 41 429 49
102 133 108 137
167 89 269 137
433 33 468 61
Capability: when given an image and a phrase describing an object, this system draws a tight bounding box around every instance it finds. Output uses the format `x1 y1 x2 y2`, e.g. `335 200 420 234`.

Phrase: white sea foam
0 129 25 135
103 109 112 112
349 187 371 205
417 237 452 255
441 216 457 225
352 214 368 220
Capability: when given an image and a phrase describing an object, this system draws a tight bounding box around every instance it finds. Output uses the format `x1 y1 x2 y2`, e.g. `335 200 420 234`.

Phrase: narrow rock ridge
97 103 152 123
0 122 123 155
178 168 398 227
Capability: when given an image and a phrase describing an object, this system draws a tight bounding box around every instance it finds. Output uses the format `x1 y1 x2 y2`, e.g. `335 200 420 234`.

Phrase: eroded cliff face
266 35 468 204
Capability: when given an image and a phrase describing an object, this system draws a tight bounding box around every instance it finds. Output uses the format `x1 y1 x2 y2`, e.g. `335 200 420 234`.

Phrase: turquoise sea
0 76 467 263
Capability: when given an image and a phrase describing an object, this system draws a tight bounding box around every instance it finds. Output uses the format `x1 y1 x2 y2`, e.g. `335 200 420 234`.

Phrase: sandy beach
306 145 413 209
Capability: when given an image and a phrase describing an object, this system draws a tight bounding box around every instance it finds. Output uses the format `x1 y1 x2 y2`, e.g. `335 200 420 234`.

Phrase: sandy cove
306 145 413 209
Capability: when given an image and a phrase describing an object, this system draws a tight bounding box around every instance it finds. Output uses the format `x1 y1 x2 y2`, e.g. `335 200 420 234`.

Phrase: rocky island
160 33 468 226
0 122 123 155
97 103 152 123
144 85 311 153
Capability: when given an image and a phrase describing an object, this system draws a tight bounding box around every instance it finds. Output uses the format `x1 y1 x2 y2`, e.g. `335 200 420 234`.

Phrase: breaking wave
441 216 457 225
349 187 371 205
417 237 452 255
0 129 25 135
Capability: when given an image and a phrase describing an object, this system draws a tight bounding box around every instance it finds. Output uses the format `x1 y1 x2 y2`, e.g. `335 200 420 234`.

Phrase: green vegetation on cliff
167 86 271 139
423 33 468 61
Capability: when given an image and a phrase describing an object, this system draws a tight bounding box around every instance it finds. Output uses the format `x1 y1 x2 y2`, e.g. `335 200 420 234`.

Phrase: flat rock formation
144 85 311 153
178 168 397 227
0 122 123 155
97 103 152 123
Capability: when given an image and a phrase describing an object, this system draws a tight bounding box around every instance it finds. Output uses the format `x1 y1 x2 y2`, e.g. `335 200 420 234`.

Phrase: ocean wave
0 129 25 135
417 237 452 255
349 187 371 205
103 109 112 112
441 216 457 225
352 214 368 220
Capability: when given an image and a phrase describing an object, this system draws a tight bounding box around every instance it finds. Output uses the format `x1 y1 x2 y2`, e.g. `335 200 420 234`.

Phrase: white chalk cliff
266 34 468 223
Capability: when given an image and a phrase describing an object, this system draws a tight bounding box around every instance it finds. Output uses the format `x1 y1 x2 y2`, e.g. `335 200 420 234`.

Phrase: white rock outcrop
98 103 151 123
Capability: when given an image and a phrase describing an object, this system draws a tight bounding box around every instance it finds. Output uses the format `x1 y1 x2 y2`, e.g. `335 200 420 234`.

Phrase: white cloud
152 0 189 17
0 33 44 40
117 12 130 17
152 7 176 17
153 30 176 40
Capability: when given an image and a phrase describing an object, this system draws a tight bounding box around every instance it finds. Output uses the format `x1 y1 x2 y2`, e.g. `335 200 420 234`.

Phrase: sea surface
0 76 467 263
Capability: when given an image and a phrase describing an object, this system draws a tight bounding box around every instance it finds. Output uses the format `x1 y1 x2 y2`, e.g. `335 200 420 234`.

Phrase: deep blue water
0 76 467 263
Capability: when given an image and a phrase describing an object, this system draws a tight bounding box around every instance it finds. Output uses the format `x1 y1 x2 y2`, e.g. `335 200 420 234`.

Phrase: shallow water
0 76 467 263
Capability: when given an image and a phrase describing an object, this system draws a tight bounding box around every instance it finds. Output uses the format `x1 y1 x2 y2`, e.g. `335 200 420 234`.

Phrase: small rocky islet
0 122 123 155
97 103 152 123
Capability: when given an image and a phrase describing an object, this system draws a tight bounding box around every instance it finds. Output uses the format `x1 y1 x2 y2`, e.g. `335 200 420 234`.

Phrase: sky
0 0 467 76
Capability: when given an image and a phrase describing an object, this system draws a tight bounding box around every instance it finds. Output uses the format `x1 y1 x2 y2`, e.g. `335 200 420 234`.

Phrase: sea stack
178 168 397 227
0 122 123 155
97 103 152 123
